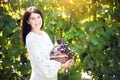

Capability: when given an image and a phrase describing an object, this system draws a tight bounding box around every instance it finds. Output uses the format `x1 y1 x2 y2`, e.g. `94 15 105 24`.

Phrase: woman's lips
35 23 41 27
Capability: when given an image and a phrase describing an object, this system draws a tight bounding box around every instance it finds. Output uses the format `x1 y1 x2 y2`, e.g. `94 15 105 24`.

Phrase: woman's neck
31 29 42 35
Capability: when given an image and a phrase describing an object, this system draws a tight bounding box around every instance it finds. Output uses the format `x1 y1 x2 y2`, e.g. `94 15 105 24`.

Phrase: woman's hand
61 59 74 69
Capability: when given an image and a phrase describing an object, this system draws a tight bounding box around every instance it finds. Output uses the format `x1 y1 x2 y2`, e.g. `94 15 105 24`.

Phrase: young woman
21 6 73 80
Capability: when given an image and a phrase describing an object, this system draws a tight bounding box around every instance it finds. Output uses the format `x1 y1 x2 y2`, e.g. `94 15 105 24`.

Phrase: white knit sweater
26 31 61 80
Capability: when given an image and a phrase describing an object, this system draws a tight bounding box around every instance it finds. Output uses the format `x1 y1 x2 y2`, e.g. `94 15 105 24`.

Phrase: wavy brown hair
21 6 44 45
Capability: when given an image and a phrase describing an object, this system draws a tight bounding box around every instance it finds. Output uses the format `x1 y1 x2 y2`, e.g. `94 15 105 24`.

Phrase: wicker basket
50 43 75 63
50 53 70 63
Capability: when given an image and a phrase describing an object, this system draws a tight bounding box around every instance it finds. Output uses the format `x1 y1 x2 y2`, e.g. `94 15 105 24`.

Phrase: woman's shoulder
26 32 37 42
41 31 48 36
42 31 50 38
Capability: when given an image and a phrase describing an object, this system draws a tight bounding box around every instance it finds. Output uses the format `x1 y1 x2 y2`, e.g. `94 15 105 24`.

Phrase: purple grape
51 43 75 58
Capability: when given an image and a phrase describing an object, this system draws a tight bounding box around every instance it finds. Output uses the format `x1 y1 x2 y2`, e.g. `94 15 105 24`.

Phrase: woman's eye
31 17 35 20
38 16 41 18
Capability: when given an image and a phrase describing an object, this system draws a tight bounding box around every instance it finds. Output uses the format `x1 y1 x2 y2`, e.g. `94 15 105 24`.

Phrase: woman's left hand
61 59 74 69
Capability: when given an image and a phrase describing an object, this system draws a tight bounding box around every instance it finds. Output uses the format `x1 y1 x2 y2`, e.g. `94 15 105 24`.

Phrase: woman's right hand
61 59 74 69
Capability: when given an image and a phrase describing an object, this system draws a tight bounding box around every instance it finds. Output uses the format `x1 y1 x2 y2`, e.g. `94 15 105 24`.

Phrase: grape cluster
56 44 75 58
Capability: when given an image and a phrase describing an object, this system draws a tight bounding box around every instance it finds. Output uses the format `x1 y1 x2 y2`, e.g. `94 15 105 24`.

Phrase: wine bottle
54 36 59 47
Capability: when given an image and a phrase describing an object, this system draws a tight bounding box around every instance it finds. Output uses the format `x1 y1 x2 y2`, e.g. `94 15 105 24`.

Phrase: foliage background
0 0 120 80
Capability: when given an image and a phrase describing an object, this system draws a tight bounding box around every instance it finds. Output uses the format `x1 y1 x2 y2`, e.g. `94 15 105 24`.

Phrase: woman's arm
26 36 61 78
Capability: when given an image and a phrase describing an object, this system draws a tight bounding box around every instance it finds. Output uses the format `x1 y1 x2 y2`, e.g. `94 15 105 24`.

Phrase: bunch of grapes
54 44 75 58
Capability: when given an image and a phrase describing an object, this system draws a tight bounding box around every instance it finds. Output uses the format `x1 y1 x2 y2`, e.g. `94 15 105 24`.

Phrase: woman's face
27 13 42 30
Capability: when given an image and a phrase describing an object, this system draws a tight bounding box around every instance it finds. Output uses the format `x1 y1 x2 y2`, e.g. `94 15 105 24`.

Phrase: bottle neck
54 36 59 47
61 39 64 44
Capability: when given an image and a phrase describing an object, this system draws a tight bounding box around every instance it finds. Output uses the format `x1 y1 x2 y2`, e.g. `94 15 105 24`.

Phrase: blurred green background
0 0 120 80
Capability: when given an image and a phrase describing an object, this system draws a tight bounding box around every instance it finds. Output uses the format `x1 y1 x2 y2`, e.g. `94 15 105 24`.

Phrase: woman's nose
35 18 39 22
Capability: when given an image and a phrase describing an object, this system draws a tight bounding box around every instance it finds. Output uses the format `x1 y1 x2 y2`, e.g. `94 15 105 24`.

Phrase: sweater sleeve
26 35 61 78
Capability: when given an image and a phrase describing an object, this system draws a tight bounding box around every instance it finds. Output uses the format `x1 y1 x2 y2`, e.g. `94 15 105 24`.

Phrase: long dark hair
21 6 44 45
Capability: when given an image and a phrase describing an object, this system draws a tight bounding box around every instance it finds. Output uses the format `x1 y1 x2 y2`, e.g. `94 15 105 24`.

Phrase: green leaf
90 36 99 45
